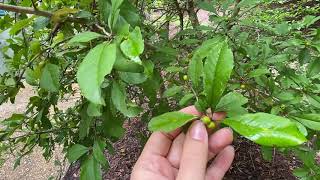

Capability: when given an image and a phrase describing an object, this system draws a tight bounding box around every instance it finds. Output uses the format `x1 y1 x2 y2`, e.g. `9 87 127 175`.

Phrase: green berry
208 122 216 129
240 84 246 89
183 75 188 81
201 116 211 125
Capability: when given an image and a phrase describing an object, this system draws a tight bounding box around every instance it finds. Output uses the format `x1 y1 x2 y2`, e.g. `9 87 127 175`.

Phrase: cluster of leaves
0 0 320 179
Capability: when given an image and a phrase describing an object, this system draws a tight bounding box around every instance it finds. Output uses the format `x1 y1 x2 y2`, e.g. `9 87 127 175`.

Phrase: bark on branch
0 3 52 17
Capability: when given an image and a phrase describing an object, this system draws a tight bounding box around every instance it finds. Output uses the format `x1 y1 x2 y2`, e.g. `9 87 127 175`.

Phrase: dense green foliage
0 0 320 179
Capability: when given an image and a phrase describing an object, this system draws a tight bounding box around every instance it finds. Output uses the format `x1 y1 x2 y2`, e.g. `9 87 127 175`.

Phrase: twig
31 0 38 11
0 3 52 17
94 23 111 37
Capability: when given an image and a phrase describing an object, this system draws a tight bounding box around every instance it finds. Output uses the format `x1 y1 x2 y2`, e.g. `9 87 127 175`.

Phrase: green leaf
260 146 273 162
79 105 94 139
10 17 34 35
215 92 248 117
307 94 320 109
77 43 117 105
292 114 320 131
148 111 198 132
25 68 39 86
166 66 184 73
67 144 89 163
294 121 308 137
293 167 309 178
223 113 307 147
40 63 60 92
163 85 183 98
188 37 224 88
111 81 142 117
68 31 103 44
120 27 144 64
307 58 320 78
33 17 50 30
179 93 194 106
238 0 260 7
119 72 147 84
87 103 102 117
302 15 320 28
93 139 108 168
80 154 102 180
248 68 270 78
204 40 234 109
275 22 290 35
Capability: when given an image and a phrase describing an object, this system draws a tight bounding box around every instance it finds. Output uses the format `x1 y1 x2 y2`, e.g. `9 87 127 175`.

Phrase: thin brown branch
0 3 52 17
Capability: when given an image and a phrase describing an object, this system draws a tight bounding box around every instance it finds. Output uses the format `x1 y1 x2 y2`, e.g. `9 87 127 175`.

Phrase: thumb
177 121 208 180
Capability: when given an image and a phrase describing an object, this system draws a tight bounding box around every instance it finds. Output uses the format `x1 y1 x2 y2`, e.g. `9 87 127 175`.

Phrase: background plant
0 0 319 179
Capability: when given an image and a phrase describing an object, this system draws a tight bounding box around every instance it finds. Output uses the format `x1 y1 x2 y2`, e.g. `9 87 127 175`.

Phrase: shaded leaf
215 92 248 117
67 144 89 163
163 86 183 98
80 154 102 180
40 64 60 92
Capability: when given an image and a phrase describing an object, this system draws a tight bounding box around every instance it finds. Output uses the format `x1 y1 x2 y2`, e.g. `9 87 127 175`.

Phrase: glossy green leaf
179 93 194 106
80 154 102 180
292 114 320 131
68 31 103 44
163 85 183 98
40 63 60 92
120 27 144 64
223 113 307 147
215 92 248 117
67 144 89 163
148 111 198 132
93 139 108 168
188 37 224 88
77 43 116 105
204 40 234 109
294 121 308 137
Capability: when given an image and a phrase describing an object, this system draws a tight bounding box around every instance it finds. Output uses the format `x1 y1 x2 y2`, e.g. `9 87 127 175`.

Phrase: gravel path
0 84 78 180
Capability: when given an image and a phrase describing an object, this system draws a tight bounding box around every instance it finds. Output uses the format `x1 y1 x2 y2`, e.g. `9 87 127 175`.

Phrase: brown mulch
64 119 299 180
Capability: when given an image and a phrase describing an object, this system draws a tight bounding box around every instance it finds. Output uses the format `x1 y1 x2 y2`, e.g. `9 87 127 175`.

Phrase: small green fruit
208 122 216 129
183 75 188 81
240 84 246 89
201 116 211 125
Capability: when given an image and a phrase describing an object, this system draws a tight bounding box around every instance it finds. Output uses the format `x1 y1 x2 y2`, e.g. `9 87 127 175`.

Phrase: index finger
141 106 202 157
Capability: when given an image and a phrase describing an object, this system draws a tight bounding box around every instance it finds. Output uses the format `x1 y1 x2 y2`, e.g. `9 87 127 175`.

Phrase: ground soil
0 84 77 180
64 119 300 180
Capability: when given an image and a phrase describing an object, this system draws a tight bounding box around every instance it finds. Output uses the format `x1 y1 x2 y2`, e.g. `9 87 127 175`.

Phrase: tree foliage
0 0 320 179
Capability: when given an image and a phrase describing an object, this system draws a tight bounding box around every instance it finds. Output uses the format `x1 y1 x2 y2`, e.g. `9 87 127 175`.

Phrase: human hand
131 106 235 180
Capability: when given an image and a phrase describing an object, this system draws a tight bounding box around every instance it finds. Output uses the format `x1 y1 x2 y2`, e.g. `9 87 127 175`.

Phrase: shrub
0 0 320 179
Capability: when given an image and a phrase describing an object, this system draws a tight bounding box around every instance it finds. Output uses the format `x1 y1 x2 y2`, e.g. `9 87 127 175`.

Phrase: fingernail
190 121 207 141
226 127 233 134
